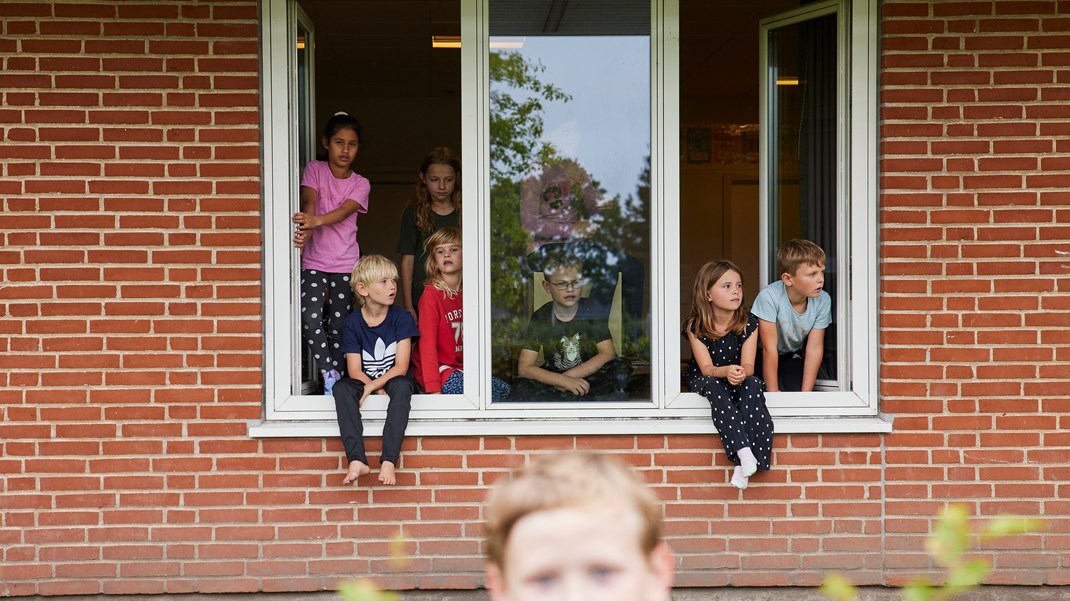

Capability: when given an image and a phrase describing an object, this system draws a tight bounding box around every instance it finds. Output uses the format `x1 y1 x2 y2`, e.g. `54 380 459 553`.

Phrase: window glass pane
767 12 839 385
489 0 651 403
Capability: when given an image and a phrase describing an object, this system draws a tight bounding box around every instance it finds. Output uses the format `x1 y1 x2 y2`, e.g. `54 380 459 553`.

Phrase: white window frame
252 0 888 438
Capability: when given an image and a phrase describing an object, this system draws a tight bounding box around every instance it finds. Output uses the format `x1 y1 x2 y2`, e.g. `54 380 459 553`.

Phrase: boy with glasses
512 257 632 402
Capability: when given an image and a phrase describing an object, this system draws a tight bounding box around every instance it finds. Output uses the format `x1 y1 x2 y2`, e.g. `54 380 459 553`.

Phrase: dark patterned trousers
300 269 353 374
686 375 773 471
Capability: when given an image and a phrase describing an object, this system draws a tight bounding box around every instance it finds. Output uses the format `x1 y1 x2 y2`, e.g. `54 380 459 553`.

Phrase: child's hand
292 212 318 248
556 376 590 396
292 211 319 234
293 226 308 249
724 365 746 386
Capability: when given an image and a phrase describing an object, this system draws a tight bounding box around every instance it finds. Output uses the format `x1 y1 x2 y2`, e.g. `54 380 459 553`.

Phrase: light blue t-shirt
750 280 831 354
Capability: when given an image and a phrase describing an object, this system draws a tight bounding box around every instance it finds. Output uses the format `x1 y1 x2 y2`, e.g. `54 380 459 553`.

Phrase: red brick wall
881 0 1070 586
1 0 1068 596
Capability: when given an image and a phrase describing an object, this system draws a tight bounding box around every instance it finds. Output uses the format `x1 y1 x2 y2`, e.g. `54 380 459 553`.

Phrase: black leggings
301 269 354 374
332 376 413 466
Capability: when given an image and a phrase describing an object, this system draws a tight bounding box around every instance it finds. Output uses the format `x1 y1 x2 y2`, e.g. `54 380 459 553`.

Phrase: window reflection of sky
497 36 650 202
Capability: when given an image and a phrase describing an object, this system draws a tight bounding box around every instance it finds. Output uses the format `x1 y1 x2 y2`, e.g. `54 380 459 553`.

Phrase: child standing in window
413 227 510 401
332 255 418 486
293 112 371 396
684 260 772 490
397 147 461 321
751 238 831 392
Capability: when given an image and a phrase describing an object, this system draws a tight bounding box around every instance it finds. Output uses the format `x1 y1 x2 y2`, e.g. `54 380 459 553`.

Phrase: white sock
730 466 748 490
738 447 758 477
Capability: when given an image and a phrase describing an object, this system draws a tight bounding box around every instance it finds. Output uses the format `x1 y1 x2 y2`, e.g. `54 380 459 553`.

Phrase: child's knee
386 376 415 397
742 375 764 391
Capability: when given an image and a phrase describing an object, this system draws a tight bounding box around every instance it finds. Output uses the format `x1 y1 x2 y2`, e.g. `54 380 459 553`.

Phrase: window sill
247 414 892 438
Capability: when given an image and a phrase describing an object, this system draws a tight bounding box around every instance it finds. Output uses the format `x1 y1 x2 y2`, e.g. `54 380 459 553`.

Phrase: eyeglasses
548 278 585 291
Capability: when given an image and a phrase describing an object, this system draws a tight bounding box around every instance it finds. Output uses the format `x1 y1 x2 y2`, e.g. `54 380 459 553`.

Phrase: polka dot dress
300 269 354 374
684 314 774 472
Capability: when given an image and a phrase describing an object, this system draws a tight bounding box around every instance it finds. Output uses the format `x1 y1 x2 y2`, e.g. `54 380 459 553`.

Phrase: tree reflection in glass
488 4 651 403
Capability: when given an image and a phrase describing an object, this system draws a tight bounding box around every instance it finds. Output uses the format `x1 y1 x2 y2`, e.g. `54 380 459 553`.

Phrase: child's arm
400 255 416 318
344 340 413 405
294 196 362 230
345 353 374 390
417 295 443 393
801 327 826 392
757 318 781 391
687 332 746 385
364 338 414 396
561 339 616 380
739 330 758 381
517 348 590 396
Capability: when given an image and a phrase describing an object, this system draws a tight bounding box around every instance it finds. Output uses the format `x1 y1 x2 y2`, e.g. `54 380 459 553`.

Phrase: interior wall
301 0 462 266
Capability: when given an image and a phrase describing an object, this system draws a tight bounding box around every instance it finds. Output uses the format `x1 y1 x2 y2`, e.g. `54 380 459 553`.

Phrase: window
487 0 652 406
255 0 886 436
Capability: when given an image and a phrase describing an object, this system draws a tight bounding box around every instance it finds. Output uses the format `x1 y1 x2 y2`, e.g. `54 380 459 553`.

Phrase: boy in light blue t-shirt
751 239 831 392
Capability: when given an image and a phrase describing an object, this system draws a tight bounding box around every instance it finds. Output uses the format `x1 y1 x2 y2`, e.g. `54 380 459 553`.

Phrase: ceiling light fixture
432 35 461 49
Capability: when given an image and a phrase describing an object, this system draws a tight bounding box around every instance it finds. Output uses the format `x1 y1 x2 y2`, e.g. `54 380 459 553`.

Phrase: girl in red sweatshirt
413 227 510 401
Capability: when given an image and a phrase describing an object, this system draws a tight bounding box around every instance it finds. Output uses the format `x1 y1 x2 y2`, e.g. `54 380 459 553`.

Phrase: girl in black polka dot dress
684 260 773 490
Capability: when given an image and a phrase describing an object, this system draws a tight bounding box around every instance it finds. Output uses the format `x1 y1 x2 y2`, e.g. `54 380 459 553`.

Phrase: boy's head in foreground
350 254 399 306
484 452 674 601
777 238 826 299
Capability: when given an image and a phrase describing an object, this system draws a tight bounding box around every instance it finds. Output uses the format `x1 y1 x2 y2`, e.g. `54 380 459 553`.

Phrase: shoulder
576 298 601 318
344 309 367 331
304 160 327 174
419 285 443 306
346 173 371 194
301 160 327 183
744 313 759 336
751 282 783 317
764 280 787 296
401 204 417 220
389 305 419 332
438 210 460 226
530 302 553 322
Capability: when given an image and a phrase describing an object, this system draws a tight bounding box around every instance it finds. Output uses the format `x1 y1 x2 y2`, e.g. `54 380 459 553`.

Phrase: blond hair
350 254 398 305
684 259 748 339
422 226 462 299
777 239 826 278
485 451 662 571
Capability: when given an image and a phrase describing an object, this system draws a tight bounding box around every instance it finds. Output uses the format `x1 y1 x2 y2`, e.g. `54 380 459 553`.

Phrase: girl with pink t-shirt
292 112 371 395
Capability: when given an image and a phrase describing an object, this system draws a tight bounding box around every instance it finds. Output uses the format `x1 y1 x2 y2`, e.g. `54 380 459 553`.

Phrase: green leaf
337 580 399 601
901 578 935 601
941 558 990 596
927 504 970 567
819 573 857 601
979 516 1045 542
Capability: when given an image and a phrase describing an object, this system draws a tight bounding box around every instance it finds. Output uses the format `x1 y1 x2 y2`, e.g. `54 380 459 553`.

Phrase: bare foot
342 460 371 485
378 461 397 486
